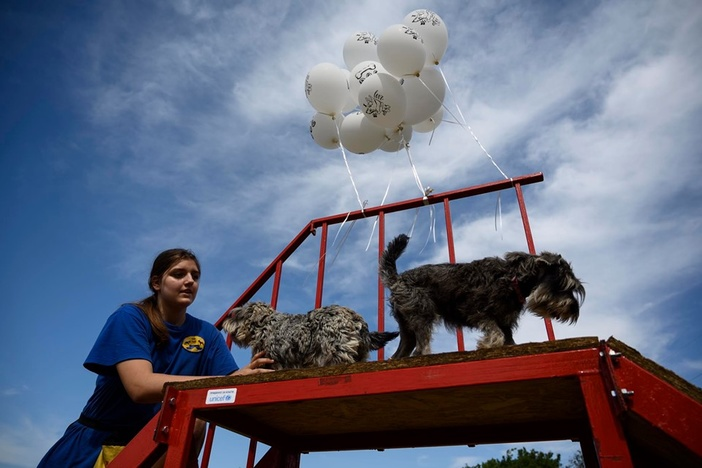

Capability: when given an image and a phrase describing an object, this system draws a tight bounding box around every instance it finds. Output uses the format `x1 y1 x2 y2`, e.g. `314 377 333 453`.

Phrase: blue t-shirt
81 303 238 428
38 304 238 467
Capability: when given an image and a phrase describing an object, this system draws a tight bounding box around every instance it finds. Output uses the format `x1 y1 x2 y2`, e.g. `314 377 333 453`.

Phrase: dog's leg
499 324 515 346
476 320 506 349
391 327 417 359
412 325 433 356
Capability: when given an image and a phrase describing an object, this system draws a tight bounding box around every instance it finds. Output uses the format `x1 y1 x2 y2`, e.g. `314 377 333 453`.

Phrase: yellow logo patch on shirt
182 336 205 353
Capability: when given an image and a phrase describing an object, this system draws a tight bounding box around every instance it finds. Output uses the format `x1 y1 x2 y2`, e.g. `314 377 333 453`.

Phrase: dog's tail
379 234 410 287
368 330 400 350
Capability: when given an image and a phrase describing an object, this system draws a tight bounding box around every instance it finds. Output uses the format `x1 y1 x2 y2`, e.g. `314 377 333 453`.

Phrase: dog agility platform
111 336 702 467
109 174 702 467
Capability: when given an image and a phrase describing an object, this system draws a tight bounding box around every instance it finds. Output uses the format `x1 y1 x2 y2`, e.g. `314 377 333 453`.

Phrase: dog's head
508 251 585 324
221 302 278 348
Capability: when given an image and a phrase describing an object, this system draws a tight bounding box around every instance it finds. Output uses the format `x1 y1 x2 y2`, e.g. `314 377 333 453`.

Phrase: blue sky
2 0 701 466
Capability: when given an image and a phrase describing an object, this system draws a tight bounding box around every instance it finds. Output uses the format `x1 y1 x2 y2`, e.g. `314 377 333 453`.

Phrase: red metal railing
209 172 547 466
216 172 545 330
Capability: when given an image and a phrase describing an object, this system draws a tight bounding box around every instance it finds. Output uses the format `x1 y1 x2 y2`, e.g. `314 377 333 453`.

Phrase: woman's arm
116 352 274 404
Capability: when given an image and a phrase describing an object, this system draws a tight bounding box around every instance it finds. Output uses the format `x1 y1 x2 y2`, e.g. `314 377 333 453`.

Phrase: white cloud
10 1 701 466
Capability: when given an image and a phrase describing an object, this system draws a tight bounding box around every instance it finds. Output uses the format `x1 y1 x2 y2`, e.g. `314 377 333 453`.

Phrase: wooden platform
185 337 600 451
112 337 702 467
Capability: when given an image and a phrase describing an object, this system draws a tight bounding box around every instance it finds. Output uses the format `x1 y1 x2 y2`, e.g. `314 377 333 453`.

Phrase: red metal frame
111 173 701 468
111 337 702 467
114 347 600 467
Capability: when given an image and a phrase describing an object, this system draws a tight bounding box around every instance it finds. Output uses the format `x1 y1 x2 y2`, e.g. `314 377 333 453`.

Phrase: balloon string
381 175 392 204
408 208 419 238
365 176 393 251
406 204 436 254
495 192 504 240
332 211 353 247
437 66 510 180
329 199 368 267
329 219 355 267
335 125 367 213
417 74 446 119
420 205 437 254
304 227 348 285
415 75 442 149
437 67 468 124
403 135 435 247
437 67 508 237
403 143 432 199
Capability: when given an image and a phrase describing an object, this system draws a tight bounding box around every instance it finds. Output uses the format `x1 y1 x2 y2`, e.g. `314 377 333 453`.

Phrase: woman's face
152 259 200 311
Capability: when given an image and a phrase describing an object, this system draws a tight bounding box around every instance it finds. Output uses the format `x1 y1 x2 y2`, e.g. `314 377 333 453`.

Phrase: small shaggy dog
379 234 585 358
222 302 399 369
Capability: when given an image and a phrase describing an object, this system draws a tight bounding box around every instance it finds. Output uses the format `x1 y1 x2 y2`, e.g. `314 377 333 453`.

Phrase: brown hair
136 248 201 347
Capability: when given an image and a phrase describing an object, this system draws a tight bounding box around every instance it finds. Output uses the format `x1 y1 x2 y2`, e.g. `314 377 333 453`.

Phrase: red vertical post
160 392 196 468
443 198 465 352
514 183 536 254
514 182 555 341
246 438 258 468
579 373 634 467
315 223 329 308
377 211 386 361
200 423 216 468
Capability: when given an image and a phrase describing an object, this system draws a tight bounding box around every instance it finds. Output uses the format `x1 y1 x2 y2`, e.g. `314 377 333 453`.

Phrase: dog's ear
535 252 574 274
504 252 538 281
504 251 531 264
536 251 564 265
507 252 565 283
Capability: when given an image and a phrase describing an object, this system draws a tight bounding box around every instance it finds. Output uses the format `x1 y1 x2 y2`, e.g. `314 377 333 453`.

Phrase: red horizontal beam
165 347 599 410
308 172 544 227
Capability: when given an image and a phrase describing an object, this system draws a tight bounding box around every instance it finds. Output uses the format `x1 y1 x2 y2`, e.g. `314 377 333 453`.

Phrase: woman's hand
231 351 275 375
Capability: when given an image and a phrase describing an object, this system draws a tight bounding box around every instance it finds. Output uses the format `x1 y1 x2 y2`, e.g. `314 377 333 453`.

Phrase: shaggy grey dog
379 234 585 358
222 302 399 369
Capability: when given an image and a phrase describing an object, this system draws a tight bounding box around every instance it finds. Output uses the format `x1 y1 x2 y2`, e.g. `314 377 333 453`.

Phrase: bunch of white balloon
306 9 449 155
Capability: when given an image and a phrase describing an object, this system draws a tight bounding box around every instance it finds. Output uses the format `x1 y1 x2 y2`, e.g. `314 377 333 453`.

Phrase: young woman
38 248 274 467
